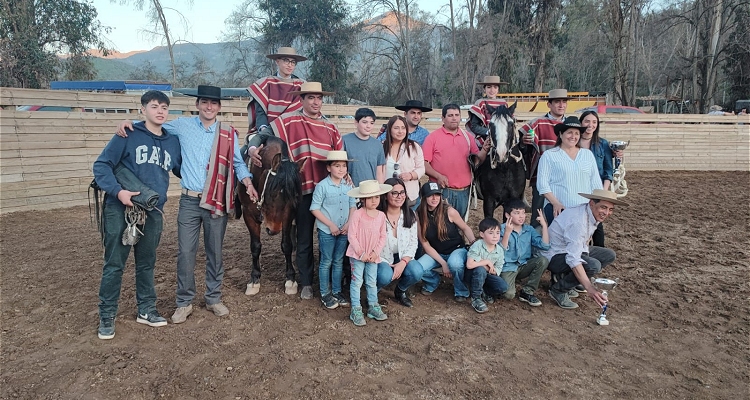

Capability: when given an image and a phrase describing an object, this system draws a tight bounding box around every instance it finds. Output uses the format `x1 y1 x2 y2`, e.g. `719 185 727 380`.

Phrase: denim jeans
409 196 421 212
350 258 378 307
499 255 549 299
318 230 348 296
99 201 163 318
417 247 469 297
175 195 228 307
547 246 616 292
543 202 556 226
376 254 423 292
468 267 508 299
442 187 470 220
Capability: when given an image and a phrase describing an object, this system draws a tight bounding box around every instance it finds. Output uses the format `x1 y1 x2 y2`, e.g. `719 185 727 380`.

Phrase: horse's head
486 102 519 165
257 138 303 235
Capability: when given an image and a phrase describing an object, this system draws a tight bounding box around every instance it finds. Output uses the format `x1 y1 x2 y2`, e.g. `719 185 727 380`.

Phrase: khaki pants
499 255 549 299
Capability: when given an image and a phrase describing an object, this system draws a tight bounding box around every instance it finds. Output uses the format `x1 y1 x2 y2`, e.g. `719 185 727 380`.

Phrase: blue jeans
376 254 424 292
468 267 508 299
317 230 347 296
417 247 469 297
442 187 470 220
409 196 421 212
99 201 163 318
175 195 228 307
350 258 378 307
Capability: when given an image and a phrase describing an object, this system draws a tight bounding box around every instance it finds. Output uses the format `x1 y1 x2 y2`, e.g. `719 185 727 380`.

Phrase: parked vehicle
575 105 645 114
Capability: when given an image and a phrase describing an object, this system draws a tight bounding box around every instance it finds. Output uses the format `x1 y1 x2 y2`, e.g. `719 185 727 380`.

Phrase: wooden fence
1 88 748 214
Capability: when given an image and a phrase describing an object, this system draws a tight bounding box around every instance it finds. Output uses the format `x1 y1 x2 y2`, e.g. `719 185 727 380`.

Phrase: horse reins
256 169 276 209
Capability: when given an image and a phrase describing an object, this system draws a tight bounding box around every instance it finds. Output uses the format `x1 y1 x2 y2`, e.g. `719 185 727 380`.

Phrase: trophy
591 278 618 326
609 140 629 169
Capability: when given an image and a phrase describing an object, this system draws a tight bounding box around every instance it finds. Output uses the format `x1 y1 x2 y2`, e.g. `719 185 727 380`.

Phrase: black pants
296 193 315 287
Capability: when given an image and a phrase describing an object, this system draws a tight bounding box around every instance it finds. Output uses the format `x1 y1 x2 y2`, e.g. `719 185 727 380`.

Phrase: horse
236 136 304 296
473 103 527 219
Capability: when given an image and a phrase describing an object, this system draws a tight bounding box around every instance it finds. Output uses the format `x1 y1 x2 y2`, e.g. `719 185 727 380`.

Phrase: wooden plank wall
1 88 749 214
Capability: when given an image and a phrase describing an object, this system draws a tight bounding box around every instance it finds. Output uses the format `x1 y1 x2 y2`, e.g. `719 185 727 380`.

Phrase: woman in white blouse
536 116 602 224
376 177 423 308
383 115 425 209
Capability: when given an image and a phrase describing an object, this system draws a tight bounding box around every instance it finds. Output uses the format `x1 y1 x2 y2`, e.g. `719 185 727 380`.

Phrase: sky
91 0 446 53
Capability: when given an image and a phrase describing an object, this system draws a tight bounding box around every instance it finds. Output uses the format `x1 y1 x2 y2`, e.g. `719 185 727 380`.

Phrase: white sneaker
206 302 229 317
171 305 193 324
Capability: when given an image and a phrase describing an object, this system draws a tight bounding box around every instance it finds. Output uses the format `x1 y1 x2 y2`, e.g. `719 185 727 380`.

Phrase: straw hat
288 82 334 96
320 150 354 162
475 76 509 86
347 180 392 198
266 47 307 62
579 189 629 206
709 105 723 111
542 89 573 100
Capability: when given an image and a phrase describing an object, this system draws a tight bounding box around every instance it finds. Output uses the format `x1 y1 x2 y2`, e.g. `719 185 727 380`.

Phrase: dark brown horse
236 136 304 296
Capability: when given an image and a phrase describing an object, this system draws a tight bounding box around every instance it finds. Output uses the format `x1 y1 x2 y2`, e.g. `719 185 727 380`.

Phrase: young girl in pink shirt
346 180 391 326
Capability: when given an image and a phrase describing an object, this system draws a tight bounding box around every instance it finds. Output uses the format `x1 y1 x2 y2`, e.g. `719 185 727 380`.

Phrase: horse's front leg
281 218 298 295
243 206 263 296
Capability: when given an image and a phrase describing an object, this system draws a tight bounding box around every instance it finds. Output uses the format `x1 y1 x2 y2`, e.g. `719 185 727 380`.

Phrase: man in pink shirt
423 103 489 219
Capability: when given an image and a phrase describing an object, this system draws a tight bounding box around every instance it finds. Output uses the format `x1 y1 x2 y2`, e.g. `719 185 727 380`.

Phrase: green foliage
0 0 108 88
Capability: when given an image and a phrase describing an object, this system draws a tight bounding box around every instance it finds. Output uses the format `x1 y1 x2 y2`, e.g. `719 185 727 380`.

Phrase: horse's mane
264 137 301 206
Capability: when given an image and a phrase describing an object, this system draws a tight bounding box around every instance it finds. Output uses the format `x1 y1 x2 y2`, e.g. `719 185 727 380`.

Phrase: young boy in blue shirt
93 90 182 339
310 151 356 309
342 108 386 185
499 199 550 307
466 218 509 313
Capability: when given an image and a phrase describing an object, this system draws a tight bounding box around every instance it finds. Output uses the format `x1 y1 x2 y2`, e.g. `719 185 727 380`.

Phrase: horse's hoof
245 282 260 296
284 280 298 295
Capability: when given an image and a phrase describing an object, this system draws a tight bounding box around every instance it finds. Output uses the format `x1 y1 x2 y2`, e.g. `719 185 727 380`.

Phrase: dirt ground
1 171 748 399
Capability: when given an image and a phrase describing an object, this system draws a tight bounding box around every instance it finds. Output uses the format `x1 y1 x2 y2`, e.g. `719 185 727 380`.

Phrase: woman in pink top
346 180 391 326
382 115 425 209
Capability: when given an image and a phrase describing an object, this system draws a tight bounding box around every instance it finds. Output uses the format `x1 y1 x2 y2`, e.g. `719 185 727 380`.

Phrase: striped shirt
519 113 563 181
541 203 600 268
163 117 251 193
536 147 602 208
271 110 342 195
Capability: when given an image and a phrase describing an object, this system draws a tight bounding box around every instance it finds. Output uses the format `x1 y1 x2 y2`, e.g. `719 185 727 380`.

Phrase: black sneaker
321 293 339 310
394 288 413 308
471 298 488 313
98 317 115 340
574 284 587 293
519 291 542 307
333 292 349 307
136 311 168 327
481 292 495 304
454 296 468 303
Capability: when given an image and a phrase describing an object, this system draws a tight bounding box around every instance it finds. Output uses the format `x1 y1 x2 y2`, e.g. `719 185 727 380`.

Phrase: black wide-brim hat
183 85 231 101
554 116 589 136
396 100 432 112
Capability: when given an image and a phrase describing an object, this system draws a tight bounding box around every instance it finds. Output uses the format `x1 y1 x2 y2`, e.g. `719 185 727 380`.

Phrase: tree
0 0 108 88
259 0 358 102
114 0 192 85
723 1 750 109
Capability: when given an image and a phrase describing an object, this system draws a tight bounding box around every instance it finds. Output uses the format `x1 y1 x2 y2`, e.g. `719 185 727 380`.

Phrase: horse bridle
255 169 276 210
488 116 523 169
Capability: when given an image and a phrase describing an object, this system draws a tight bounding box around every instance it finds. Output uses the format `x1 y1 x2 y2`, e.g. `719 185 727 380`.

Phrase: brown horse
236 136 304 296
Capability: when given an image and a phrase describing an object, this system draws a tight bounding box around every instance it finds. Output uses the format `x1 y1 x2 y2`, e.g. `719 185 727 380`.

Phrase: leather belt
181 188 202 198
443 186 469 191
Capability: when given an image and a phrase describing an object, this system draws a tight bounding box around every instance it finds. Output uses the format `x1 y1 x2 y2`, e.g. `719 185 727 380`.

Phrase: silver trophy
591 278 618 326
609 140 629 169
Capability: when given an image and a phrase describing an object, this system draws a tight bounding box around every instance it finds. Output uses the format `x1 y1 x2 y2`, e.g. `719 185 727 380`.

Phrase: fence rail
1 88 748 214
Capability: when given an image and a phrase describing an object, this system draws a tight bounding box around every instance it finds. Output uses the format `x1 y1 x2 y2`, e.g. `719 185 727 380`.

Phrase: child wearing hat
310 151 357 310
345 180 392 326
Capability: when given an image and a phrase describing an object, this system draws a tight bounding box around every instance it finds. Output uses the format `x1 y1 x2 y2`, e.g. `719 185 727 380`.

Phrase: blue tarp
50 81 172 91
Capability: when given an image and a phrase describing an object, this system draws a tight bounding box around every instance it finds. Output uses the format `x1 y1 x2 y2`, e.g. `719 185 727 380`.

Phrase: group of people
92 46 628 336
